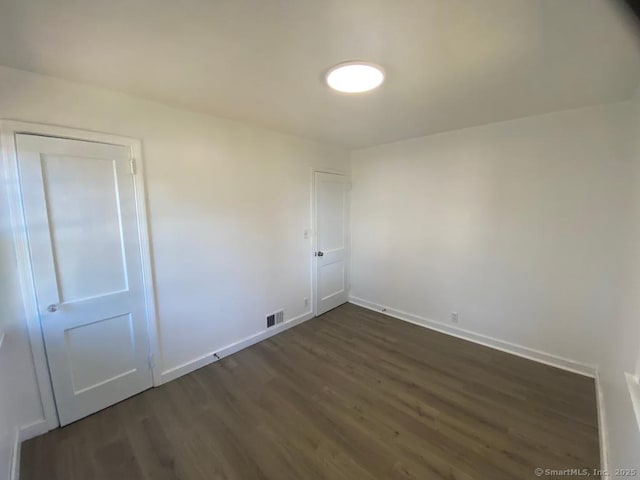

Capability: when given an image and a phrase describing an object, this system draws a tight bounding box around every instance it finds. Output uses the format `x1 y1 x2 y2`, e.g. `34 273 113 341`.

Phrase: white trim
349 296 597 377
0 120 162 431
309 167 317 317
10 419 49 480
18 419 48 442
161 310 314 384
129 140 162 386
626 372 640 432
10 429 19 480
595 370 609 476
1 121 59 430
312 166 348 176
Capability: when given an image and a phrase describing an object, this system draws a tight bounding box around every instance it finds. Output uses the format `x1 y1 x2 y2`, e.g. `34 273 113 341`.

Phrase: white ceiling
0 0 639 148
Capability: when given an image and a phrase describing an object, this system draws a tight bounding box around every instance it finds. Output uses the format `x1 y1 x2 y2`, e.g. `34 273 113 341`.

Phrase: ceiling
0 0 639 148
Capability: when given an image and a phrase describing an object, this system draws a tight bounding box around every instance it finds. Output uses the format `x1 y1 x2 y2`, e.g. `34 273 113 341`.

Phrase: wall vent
267 309 284 328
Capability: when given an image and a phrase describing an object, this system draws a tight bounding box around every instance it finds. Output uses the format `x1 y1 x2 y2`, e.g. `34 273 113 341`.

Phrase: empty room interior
2 0 640 479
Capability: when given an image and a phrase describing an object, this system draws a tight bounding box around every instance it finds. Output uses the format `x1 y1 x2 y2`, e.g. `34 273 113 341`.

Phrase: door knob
316 251 324 257
47 304 59 313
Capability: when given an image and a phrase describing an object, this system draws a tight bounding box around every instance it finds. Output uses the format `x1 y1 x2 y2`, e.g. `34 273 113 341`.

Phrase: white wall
0 65 348 478
350 102 633 370
597 84 640 472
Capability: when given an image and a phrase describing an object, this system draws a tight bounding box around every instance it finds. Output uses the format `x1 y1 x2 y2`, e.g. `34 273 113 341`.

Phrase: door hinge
147 353 155 370
130 158 137 175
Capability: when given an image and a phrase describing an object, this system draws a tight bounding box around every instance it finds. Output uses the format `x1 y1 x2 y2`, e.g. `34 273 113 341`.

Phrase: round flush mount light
325 61 385 93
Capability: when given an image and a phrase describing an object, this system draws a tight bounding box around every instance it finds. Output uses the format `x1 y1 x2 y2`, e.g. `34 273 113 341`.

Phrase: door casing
1 120 160 430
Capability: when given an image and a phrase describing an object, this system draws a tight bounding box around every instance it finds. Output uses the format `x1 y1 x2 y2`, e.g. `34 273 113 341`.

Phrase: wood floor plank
20 303 600 479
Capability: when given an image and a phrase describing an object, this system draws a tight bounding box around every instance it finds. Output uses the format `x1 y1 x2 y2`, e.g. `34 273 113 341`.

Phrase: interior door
17 134 153 426
314 172 349 315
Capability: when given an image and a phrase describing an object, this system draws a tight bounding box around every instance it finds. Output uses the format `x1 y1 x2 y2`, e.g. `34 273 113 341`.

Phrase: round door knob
317 251 324 257
47 304 58 313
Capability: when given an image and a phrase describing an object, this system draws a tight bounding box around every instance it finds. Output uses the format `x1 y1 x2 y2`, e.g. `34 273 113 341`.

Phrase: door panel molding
1 120 161 430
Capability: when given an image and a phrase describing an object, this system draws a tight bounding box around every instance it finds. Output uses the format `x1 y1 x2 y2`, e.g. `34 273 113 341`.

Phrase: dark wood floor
21 303 600 480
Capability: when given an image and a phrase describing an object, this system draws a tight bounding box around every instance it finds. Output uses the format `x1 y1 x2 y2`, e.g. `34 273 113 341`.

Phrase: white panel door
16 134 153 426
314 172 348 315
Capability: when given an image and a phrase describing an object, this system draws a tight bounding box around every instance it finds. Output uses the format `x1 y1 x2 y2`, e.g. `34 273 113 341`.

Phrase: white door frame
1 120 161 430
310 167 350 317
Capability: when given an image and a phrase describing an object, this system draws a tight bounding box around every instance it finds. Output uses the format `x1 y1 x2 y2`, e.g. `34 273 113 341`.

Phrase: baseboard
349 296 597 378
18 419 48 442
9 419 48 480
594 370 609 476
160 311 314 384
10 428 19 480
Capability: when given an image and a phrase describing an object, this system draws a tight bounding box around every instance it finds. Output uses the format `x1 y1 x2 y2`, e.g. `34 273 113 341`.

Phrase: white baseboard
160 311 314 384
10 429 19 480
10 419 48 480
18 419 48 442
595 370 609 476
349 296 596 378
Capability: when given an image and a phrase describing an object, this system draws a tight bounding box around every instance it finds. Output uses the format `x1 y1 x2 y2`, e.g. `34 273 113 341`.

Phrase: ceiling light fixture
325 61 385 93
